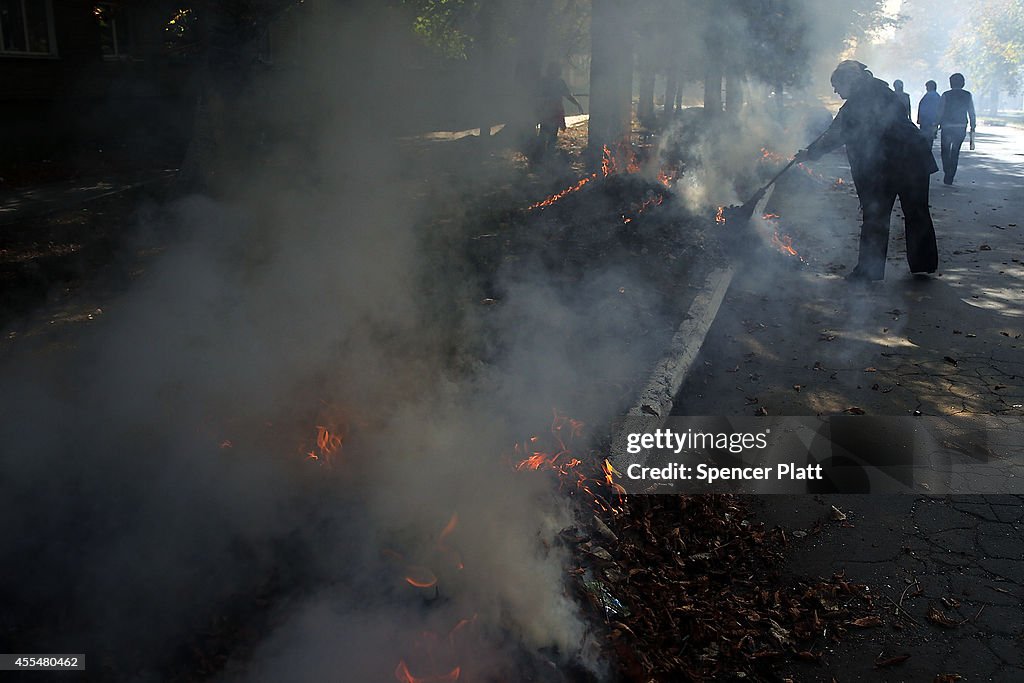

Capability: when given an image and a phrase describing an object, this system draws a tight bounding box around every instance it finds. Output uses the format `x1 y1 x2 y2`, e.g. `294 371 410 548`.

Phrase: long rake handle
746 127 832 202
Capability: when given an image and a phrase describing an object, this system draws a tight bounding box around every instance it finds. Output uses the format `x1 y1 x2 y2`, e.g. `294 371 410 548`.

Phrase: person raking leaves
794 60 939 281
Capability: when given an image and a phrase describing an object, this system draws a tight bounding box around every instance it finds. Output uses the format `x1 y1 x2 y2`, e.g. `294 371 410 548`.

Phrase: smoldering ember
1 1 1022 681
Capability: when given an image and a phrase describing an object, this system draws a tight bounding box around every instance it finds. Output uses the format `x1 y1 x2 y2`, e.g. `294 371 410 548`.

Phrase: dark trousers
856 171 938 278
920 124 938 146
537 124 559 158
940 126 967 182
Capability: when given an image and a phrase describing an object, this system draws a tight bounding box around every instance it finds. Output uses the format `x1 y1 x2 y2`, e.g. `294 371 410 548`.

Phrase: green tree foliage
402 0 477 59
648 0 892 89
949 0 1024 95
879 0 959 79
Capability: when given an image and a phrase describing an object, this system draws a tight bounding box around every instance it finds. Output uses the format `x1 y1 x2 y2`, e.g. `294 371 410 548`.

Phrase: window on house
94 2 130 59
0 0 55 55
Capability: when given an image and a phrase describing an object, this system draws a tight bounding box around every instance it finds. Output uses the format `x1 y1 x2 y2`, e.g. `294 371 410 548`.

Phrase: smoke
0 1 909 680
0 4 674 683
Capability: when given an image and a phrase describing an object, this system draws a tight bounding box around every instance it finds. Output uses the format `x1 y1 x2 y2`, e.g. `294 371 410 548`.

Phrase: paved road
674 125 1024 680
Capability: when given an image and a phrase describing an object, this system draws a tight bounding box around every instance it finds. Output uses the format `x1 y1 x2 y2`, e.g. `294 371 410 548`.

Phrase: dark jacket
897 91 911 119
938 88 976 129
807 77 938 182
917 91 941 127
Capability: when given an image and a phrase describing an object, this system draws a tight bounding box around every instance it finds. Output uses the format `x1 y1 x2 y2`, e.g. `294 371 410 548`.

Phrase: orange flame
316 425 343 453
623 193 665 223
438 513 458 543
760 147 788 163
771 232 800 257
512 412 625 513
715 206 726 224
514 411 585 475
297 405 350 465
404 566 438 589
601 145 614 176
395 661 461 683
760 213 803 259
436 513 464 570
528 174 597 210
601 142 641 176
528 141 644 211
448 616 476 643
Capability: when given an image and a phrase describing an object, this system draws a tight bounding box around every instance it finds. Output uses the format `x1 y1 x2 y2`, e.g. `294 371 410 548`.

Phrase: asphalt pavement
673 125 1024 681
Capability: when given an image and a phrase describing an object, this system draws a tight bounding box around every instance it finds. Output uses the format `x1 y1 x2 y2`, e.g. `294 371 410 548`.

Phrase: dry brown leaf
934 674 962 683
875 653 911 667
849 615 882 627
927 606 958 628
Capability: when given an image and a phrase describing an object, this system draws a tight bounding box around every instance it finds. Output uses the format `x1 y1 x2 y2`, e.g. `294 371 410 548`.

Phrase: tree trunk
475 2 498 138
724 73 746 113
516 0 553 78
704 60 722 115
664 67 678 116
636 41 656 126
588 0 633 156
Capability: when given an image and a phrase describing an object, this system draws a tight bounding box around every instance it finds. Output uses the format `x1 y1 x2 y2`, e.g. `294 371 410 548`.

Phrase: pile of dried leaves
567 494 876 681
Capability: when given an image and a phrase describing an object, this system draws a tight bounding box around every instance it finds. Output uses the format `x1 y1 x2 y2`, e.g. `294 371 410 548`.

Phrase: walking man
795 61 939 281
917 79 941 144
893 80 912 119
937 73 976 185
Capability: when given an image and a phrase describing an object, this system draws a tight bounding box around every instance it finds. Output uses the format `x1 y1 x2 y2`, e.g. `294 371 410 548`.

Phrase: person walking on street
917 80 941 144
795 61 939 281
937 73 976 185
893 80 912 119
536 63 583 160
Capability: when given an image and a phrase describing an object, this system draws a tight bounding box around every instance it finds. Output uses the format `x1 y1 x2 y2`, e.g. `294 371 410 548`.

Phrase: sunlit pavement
674 125 1024 680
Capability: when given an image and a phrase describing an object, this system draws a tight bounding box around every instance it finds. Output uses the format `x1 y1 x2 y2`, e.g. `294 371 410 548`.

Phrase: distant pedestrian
893 80 912 119
536 63 583 159
937 73 976 185
917 80 941 144
795 61 938 281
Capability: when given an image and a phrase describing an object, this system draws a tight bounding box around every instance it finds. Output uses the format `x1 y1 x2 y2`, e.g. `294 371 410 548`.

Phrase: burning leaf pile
514 419 877 681
526 142 676 220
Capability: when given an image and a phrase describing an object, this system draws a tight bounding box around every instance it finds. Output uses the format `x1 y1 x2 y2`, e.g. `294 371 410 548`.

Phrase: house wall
1 1 194 165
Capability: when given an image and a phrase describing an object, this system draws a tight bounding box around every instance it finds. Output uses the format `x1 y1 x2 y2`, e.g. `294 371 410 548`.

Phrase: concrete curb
609 265 734 466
